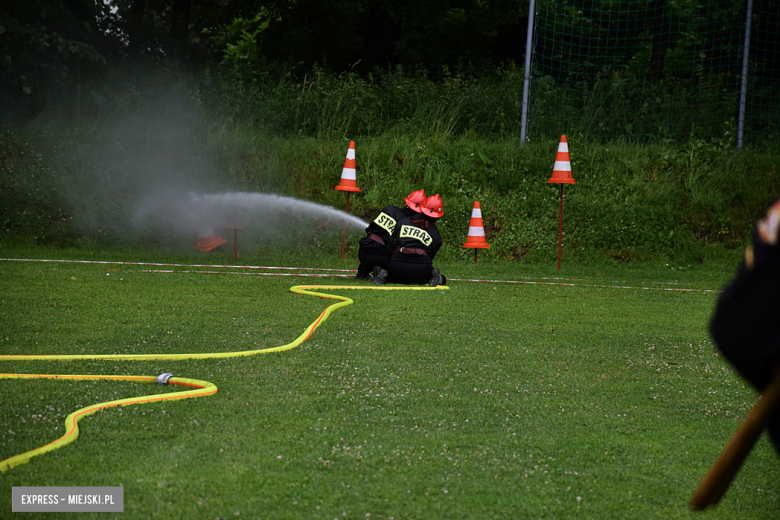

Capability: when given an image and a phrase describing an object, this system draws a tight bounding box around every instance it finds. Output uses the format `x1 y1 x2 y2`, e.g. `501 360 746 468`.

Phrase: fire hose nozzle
156 373 174 385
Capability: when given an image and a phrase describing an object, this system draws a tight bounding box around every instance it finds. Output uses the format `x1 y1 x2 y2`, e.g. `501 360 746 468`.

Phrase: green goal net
528 0 779 144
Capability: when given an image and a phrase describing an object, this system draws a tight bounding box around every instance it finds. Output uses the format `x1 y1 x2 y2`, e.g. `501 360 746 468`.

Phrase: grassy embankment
2 65 779 264
1 256 778 519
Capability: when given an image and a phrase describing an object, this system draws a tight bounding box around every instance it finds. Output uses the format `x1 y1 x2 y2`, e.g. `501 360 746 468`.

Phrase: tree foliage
193 0 531 75
0 0 110 118
2 0 777 139
0 0 534 119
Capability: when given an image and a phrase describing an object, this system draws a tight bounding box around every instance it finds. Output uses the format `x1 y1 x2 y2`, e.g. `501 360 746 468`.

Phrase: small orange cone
548 135 576 184
194 224 226 252
334 141 361 192
463 201 490 249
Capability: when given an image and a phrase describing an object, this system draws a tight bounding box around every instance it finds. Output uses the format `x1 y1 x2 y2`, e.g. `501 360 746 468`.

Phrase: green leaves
0 0 109 117
209 8 278 64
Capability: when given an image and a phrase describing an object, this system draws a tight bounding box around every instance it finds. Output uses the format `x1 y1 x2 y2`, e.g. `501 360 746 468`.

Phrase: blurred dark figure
710 196 780 453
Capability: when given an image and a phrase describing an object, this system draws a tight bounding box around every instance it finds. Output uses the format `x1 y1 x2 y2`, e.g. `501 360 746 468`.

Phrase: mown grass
1 248 778 519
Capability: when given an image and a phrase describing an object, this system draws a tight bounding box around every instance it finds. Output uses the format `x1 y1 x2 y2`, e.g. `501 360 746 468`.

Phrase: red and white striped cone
334 141 361 192
334 141 361 258
463 201 489 263
548 135 576 185
548 135 575 270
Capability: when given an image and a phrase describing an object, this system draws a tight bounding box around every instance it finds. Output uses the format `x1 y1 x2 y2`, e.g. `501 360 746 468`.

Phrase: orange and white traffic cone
463 201 490 263
194 224 226 252
334 141 362 193
547 135 576 184
334 141 361 259
548 135 576 270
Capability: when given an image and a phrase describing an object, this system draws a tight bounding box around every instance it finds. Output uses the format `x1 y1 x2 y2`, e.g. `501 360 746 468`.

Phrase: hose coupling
156 373 174 385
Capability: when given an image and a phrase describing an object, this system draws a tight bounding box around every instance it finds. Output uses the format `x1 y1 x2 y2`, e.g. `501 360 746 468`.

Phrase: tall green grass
189 131 778 264
2 64 779 263
204 64 780 144
204 64 527 140
196 65 780 262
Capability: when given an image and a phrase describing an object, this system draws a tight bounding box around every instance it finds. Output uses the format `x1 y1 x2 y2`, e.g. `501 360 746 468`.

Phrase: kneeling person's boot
428 268 442 287
372 266 389 285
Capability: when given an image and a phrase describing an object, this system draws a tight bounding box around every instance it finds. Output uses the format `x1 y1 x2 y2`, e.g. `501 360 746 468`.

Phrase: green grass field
1 248 778 519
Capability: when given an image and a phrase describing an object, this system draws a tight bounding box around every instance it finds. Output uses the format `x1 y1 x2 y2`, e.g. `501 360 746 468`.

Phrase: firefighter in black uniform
355 190 427 280
710 195 780 453
373 193 447 286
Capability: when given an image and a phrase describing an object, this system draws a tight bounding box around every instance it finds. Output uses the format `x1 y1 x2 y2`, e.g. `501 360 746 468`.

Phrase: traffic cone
548 136 576 270
334 141 361 192
547 135 576 184
463 201 490 249
194 224 226 252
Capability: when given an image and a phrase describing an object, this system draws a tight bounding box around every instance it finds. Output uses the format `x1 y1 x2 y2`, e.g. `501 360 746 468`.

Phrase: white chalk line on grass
140 269 353 279
1 258 581 281
447 276 721 293
1 258 722 293
0 257 355 272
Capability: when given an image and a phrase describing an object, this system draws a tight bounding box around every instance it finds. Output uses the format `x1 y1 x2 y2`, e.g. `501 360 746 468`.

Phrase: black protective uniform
710 196 780 453
386 214 446 285
356 205 416 278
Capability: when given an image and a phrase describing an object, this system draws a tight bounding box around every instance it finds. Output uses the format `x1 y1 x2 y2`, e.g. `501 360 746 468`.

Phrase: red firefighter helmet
404 189 426 213
421 193 444 218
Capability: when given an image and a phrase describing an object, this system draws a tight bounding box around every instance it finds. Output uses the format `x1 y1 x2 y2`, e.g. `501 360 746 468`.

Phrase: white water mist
133 191 367 249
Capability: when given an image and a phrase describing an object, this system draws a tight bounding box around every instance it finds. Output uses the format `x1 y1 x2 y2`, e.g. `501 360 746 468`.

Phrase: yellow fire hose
1 284 448 470
1 374 217 471
0 285 446 361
